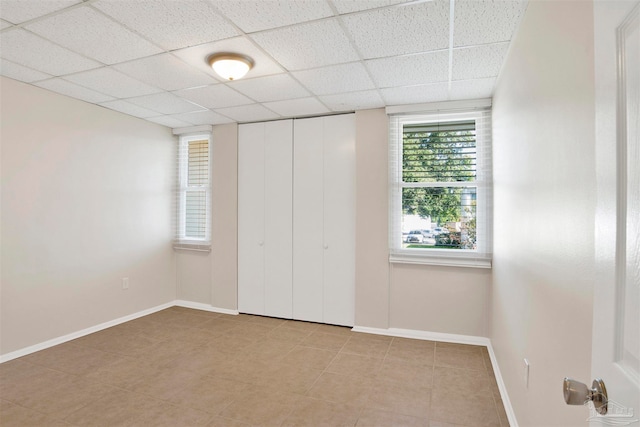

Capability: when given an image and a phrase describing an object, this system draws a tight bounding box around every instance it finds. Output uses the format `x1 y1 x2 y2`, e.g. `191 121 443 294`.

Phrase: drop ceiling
0 0 527 127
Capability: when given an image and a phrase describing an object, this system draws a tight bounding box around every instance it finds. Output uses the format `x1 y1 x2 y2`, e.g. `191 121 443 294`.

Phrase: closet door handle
258 241 264 246
324 244 329 249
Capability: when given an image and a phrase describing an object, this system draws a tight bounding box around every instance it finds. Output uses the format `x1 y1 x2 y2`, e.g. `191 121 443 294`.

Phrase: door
238 123 265 315
292 117 324 323
322 114 355 326
292 114 356 326
238 120 293 318
593 1 640 424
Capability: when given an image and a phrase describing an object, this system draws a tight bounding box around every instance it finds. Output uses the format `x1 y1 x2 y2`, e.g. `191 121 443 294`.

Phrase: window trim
174 132 212 250
388 108 492 268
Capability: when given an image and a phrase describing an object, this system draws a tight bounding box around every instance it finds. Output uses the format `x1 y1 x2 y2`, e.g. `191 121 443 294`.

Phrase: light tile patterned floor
0 307 509 426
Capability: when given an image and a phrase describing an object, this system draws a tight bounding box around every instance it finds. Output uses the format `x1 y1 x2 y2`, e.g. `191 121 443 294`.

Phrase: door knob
563 378 608 415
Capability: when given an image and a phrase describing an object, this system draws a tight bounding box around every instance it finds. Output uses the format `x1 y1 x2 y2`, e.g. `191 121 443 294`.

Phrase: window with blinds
177 134 210 245
389 109 492 267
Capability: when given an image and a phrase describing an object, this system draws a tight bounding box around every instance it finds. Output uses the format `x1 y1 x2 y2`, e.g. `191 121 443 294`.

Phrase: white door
264 120 293 319
292 117 325 323
238 120 293 318
322 114 355 326
592 1 640 425
292 114 356 326
238 123 265 315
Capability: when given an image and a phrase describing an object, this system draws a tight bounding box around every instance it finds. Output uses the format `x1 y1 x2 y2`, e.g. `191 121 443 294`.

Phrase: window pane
403 121 476 183
402 187 477 250
188 139 209 186
185 190 207 239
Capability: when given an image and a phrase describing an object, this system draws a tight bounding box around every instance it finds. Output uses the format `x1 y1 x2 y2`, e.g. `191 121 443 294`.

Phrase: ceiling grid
0 0 528 125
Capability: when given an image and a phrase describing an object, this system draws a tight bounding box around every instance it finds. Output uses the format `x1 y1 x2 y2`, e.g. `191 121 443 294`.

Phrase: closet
238 114 355 326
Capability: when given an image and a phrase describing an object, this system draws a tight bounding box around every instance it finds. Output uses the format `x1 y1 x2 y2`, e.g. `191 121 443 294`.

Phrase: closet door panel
293 118 324 323
264 120 293 318
322 114 356 326
238 123 265 315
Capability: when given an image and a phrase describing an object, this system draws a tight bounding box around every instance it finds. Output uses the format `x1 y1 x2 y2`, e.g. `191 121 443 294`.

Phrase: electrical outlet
524 358 530 388
122 277 129 290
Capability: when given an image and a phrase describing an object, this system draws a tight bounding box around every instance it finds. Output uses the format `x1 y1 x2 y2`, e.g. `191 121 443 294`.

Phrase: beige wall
354 109 490 336
176 123 238 311
0 77 177 355
491 1 596 425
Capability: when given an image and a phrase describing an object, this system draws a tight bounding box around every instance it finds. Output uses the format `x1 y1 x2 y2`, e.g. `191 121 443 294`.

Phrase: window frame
389 108 492 268
175 132 212 249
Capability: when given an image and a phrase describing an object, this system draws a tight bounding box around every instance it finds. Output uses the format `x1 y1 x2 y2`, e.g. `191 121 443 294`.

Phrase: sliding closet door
238 120 293 317
264 120 293 318
238 123 265 315
322 114 355 326
292 118 324 323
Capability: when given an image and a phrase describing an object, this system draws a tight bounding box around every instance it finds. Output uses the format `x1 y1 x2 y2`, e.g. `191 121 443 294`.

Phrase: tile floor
0 307 509 426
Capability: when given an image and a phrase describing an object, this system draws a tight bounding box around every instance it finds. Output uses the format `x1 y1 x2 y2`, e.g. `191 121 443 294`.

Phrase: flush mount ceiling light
207 53 254 81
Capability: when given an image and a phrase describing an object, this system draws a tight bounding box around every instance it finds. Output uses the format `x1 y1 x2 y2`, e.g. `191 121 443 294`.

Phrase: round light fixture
207 53 254 81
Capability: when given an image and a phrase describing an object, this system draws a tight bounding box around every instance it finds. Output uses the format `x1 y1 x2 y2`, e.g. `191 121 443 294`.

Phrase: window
176 133 211 248
389 108 492 268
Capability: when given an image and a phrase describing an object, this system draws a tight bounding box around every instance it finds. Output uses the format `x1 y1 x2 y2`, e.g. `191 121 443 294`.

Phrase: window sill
389 251 492 269
173 241 211 253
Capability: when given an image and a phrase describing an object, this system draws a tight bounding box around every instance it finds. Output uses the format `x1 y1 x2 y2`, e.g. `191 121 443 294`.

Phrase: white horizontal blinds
177 134 211 244
185 139 209 239
403 120 476 183
389 108 492 264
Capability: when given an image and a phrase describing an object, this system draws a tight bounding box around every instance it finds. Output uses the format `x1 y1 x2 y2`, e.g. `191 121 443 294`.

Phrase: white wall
0 77 177 355
491 1 596 425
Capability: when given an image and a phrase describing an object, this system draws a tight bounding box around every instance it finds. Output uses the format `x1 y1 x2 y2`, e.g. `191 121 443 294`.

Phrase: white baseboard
174 300 239 316
351 325 518 427
351 325 491 346
0 301 174 364
486 342 519 427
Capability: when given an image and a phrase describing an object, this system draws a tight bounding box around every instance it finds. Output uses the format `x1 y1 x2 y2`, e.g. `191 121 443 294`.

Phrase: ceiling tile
35 78 114 104
319 89 385 112
263 97 330 117
172 36 284 81
126 92 206 115
341 1 450 59
146 115 193 128
214 104 281 122
454 0 527 47
114 54 217 91
452 42 509 81
93 0 238 51
64 67 162 99
1 19 14 29
291 62 375 95
0 0 81 24
0 29 101 76
380 83 449 105
251 18 360 70
25 6 162 64
174 84 253 109
1 59 52 83
172 110 235 126
331 0 411 14
212 0 333 33
228 74 309 102
99 100 159 118
450 78 495 100
366 50 449 88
